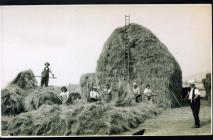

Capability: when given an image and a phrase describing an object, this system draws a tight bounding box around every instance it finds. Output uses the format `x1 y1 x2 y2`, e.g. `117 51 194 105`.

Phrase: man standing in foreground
188 80 201 128
40 62 55 87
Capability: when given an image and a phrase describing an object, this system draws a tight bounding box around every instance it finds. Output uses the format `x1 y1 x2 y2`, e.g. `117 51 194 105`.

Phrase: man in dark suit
40 62 55 87
188 80 201 128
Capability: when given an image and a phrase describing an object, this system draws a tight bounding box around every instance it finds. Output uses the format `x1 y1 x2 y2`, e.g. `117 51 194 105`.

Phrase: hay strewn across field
2 101 161 136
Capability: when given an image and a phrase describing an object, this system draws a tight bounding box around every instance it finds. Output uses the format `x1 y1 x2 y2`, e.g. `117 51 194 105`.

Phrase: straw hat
45 62 50 66
188 80 196 85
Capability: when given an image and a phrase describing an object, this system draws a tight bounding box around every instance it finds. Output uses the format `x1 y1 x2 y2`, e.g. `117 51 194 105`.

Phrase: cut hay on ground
11 69 38 90
1 84 27 116
3 101 161 136
23 87 62 111
96 23 182 108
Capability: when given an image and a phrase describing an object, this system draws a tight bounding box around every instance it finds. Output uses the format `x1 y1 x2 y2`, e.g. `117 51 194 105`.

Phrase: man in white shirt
89 87 100 102
132 83 142 103
188 80 201 128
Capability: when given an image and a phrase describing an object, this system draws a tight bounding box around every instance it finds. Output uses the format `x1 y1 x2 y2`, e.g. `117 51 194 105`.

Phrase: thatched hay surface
1 84 27 115
3 101 161 136
96 23 182 107
23 87 62 111
11 69 38 90
80 73 96 100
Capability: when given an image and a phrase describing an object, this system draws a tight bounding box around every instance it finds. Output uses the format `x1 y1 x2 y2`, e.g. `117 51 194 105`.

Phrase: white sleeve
137 88 140 94
144 89 147 94
195 89 200 96
67 92 70 99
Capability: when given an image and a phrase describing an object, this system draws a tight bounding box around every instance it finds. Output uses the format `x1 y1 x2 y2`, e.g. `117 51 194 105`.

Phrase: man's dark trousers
189 97 200 127
41 76 49 87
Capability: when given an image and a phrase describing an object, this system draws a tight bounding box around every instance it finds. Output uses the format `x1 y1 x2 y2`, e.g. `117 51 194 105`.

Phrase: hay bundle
11 69 38 90
23 88 62 111
80 73 96 100
1 84 26 115
96 23 182 107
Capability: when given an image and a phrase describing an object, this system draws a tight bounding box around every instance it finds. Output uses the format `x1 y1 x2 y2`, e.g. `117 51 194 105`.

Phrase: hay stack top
96 23 182 107
11 69 38 90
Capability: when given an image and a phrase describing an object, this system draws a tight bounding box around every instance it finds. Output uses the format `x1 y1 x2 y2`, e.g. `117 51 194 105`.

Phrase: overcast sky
0 4 212 88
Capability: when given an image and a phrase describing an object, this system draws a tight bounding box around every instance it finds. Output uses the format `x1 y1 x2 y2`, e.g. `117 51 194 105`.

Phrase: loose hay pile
1 70 63 115
3 102 160 136
1 84 26 115
23 87 62 111
11 69 38 90
1 69 38 115
96 23 182 107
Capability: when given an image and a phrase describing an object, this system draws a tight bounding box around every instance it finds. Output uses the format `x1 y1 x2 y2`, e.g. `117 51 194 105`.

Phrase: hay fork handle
34 76 57 79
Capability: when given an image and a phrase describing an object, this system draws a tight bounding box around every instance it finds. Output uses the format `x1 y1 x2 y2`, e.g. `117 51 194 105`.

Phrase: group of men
88 82 157 103
40 62 202 128
89 84 112 102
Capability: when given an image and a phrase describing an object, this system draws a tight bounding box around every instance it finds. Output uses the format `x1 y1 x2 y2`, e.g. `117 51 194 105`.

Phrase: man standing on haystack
40 62 55 87
188 80 201 128
132 82 142 103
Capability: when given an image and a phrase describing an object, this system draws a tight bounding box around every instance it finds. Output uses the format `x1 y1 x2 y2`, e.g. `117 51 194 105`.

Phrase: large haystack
96 23 182 107
11 69 38 90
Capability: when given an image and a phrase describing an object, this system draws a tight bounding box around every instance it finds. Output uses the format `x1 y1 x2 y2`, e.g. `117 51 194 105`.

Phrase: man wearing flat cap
40 62 55 87
188 80 201 128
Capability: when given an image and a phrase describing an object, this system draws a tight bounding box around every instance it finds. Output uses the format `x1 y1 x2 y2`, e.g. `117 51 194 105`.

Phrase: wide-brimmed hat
93 86 98 89
187 80 196 85
45 62 50 66
133 82 137 85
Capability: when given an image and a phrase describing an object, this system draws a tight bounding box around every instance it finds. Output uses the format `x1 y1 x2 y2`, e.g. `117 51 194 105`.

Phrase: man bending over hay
132 83 142 103
59 86 72 105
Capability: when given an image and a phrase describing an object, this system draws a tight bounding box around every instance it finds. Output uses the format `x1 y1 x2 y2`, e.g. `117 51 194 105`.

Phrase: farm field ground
121 100 212 136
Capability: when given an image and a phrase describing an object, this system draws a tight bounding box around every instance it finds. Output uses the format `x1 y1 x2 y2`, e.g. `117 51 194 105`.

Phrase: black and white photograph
0 4 212 136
